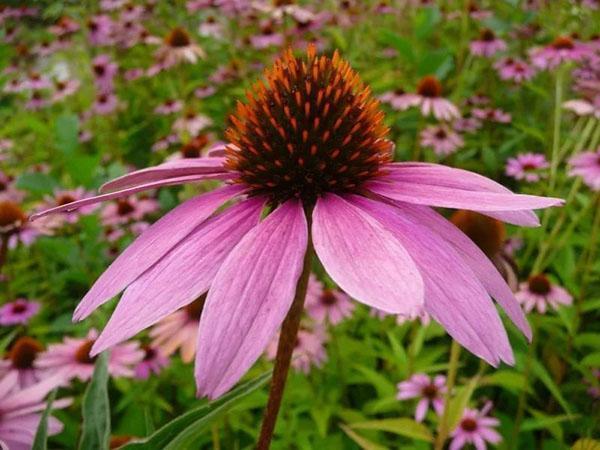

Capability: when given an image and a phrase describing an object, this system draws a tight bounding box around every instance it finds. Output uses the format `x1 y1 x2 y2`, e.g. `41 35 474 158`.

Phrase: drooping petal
91 197 265 354
195 200 308 399
351 195 513 365
393 202 531 340
73 184 244 321
377 163 563 225
312 193 423 314
100 157 228 193
30 172 232 221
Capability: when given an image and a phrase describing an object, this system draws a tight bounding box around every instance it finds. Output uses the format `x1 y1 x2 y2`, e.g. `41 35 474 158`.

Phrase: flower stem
548 67 565 194
434 339 461 450
255 239 313 450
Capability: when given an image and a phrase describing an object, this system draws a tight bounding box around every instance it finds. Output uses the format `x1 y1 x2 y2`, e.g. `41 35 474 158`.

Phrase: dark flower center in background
9 337 43 369
528 274 551 295
93 63 106 77
450 210 505 259
75 340 98 364
181 134 209 158
56 194 76 206
166 27 191 48
116 199 135 216
421 383 438 399
142 345 156 361
12 302 27 313
551 36 574 50
225 46 391 205
434 128 447 139
0 200 27 230
185 295 206 321
460 417 478 432
416 75 442 98
480 28 496 41
320 289 338 305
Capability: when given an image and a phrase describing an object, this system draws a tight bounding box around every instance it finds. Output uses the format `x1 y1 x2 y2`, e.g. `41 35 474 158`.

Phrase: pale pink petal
100 157 228 193
312 193 424 314
195 200 308 399
415 398 429 422
91 197 264 354
73 185 243 320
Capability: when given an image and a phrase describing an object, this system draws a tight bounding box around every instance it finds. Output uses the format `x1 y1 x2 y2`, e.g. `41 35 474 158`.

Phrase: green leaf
531 359 572 415
15 172 59 195
54 113 79 156
572 438 600 450
121 371 271 450
340 424 386 450
581 352 600 366
353 365 397 397
480 370 531 394
378 30 416 63
417 50 454 78
32 390 57 450
521 413 575 432
414 7 441 39
350 418 433 442
0 329 17 354
79 352 111 450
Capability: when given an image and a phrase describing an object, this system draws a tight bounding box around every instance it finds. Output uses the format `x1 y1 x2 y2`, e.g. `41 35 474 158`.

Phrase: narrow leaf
78 352 111 450
32 390 57 450
350 418 433 442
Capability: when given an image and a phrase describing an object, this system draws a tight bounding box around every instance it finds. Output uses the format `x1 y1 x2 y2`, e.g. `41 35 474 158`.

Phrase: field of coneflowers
1 1 599 449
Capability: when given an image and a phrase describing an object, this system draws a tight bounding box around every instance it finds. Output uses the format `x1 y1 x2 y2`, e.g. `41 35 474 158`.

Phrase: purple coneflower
0 299 40 325
530 36 587 70
563 96 600 118
39 188 97 227
397 373 446 422
505 153 549 183
569 148 600 191
22 72 51 91
515 274 572 314
36 329 143 382
100 195 159 226
172 111 212 136
469 29 507 57
0 372 70 450
51 79 80 102
411 76 461 120
92 54 118 93
154 99 183 115
305 274 355 325
198 16 223 39
92 92 119 115
0 171 24 202
155 27 205 68
266 326 327 374
87 15 114 46
370 305 431 325
250 24 285 49
450 402 501 450
25 91 48 111
0 337 45 388
134 345 170 379
420 124 464 156
494 57 536 84
34 46 561 399
472 107 511 124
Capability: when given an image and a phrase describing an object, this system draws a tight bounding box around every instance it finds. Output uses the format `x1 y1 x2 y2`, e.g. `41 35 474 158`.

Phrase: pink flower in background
450 402 501 450
516 274 572 314
100 0 126 10
92 92 119 115
0 171 24 202
51 79 80 102
101 195 159 226
134 345 170 379
0 337 45 388
0 372 71 450
150 297 205 363
505 153 549 183
563 96 600 119
397 373 446 422
494 57 536 83
472 108 511 124
49 16 80 36
453 116 482 133
39 188 98 227
0 299 40 325
152 134 180 152
530 36 588 70
266 326 328 374
92 54 118 93
420 124 464 156
194 84 217 99
379 89 413 111
25 92 48 110
37 329 143 382
469 29 507 57
34 47 561 399
305 274 355 325
407 76 460 120
371 305 431 326
22 72 52 91
172 111 212 136
154 27 205 68
569 148 600 191
87 15 114 46
154 99 183 115
198 16 224 39
250 24 285 49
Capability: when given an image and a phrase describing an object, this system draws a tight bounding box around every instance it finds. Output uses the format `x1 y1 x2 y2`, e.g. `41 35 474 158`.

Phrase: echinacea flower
92 54 118 93
563 96 600 119
469 29 507 57
155 27 205 68
568 148 600 191
150 296 205 363
172 111 212 136
154 99 183 115
420 124 464 156
39 188 98 227
100 195 159 226
0 372 71 450
505 153 549 183
0 200 52 249
450 401 501 450
87 15 114 46
250 24 285 49
36 329 143 382
305 274 355 325
0 170 24 202
92 92 119 115
515 274 572 314
530 36 587 70
397 373 446 422
51 79 81 102
266 326 327 374
168 135 211 160
0 337 45 388
472 108 511 124
494 57 536 84
0 299 40 325
408 76 461 120
134 345 169 379
34 46 561 399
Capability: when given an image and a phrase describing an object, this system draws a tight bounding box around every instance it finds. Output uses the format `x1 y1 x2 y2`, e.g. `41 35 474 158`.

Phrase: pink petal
195 200 308 399
415 398 429 422
100 157 228 193
73 185 243 321
351 195 513 366
91 197 265 354
312 194 423 314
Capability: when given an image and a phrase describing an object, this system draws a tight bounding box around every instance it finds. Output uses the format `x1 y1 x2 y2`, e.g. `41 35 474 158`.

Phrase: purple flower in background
0 299 40 325
393 76 460 120
134 345 170 379
569 148 600 191
420 124 464 156
397 373 446 422
494 58 536 84
516 274 572 314
266 326 328 374
530 36 588 70
34 47 561 399
305 274 355 325
505 153 549 183
469 29 507 57
0 337 45 388
450 402 501 450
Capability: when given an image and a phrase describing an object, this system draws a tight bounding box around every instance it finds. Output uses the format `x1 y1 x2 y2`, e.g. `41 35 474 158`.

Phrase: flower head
266 325 328 373
516 274 572 314
420 124 464 156
469 29 507 57
397 373 446 422
494 57 536 83
305 274 354 324
530 36 587 70
0 299 40 325
569 148 600 190
0 336 45 388
134 345 170 379
505 153 549 183
450 402 501 450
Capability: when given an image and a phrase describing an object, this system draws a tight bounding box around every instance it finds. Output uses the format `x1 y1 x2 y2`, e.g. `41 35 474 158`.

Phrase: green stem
575 193 600 310
587 119 600 152
548 67 565 194
255 238 314 450
434 340 461 450
511 323 537 449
